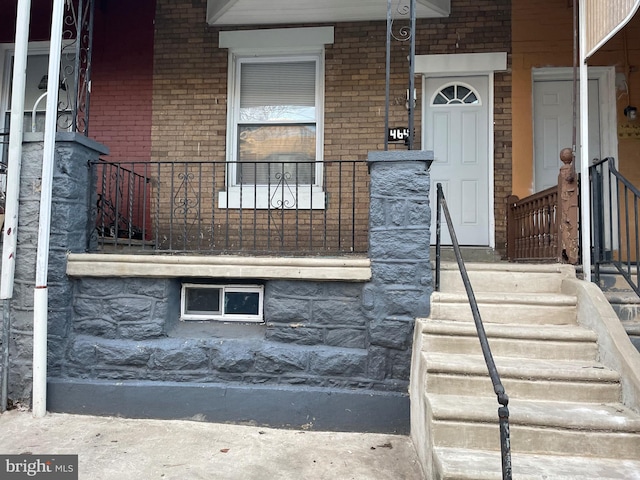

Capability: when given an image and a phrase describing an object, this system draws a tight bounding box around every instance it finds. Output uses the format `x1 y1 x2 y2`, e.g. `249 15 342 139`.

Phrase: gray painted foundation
48 378 410 433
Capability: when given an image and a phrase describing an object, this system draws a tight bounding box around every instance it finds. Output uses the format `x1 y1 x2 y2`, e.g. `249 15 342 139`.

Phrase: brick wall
1 0 511 254
89 0 155 162
151 0 511 255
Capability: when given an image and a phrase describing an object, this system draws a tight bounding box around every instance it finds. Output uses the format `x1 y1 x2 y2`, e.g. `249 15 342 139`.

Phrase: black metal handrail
435 183 512 480
590 157 640 296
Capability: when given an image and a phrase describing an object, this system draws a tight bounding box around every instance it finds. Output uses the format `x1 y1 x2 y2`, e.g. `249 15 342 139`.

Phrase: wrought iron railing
62 0 94 135
591 157 640 296
435 183 512 480
506 187 559 262
90 159 369 255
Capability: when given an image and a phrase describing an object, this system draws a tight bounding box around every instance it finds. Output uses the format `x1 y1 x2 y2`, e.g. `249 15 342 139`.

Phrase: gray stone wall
0 134 106 404
59 152 433 395
365 151 433 385
2 143 432 430
65 277 411 391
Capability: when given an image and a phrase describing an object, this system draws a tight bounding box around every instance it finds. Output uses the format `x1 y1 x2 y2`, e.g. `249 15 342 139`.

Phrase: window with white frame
236 58 318 185
219 27 334 210
181 283 264 322
0 42 76 167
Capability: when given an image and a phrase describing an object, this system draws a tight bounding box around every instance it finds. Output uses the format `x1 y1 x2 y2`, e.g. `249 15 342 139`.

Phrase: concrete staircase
596 265 640 352
410 262 640 479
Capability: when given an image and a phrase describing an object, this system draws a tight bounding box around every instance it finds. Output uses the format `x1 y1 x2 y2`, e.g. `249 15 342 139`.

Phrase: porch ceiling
206 0 451 26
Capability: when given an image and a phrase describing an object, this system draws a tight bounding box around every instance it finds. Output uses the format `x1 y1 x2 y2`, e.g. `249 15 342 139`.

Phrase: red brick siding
89 0 155 162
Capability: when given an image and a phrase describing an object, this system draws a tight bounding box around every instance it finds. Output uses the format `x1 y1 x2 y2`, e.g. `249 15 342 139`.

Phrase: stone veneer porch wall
1 141 432 433
0 133 106 403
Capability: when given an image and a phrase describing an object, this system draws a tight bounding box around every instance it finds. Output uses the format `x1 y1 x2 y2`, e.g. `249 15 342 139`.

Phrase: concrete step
424 352 621 403
595 265 639 293
430 292 577 325
433 447 640 480
428 394 640 459
435 262 575 294
421 320 598 360
605 290 640 322
621 320 640 352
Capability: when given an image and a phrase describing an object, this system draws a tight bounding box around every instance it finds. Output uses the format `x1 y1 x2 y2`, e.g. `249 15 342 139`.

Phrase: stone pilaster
2 133 107 403
365 150 434 382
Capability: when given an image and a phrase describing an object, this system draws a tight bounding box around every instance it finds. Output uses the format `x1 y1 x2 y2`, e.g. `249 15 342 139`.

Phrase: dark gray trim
48 379 409 434
22 132 109 155
367 150 434 163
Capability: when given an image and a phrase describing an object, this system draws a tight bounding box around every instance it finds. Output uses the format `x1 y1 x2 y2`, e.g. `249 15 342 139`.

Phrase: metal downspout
1 0 32 413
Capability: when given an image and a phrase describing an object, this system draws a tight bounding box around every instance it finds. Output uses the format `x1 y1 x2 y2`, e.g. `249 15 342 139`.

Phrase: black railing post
591 161 603 283
435 183 442 292
499 405 512 479
589 157 640 296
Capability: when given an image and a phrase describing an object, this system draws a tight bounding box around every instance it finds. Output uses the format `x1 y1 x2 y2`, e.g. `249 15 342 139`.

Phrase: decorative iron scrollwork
173 169 200 245
389 0 414 42
62 0 94 135
270 171 297 210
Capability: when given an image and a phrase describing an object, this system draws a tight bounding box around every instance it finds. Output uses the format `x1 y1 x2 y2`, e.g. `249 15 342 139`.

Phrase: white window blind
237 59 317 185
239 61 316 123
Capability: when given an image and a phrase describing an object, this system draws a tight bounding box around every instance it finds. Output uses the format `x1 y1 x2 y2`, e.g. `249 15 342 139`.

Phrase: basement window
181 284 264 322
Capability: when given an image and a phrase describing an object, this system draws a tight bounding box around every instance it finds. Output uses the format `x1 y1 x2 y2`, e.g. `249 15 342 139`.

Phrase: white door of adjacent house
533 79 601 192
425 75 490 246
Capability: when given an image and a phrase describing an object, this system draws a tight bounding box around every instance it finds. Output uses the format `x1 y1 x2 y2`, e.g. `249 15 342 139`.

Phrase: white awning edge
585 0 640 60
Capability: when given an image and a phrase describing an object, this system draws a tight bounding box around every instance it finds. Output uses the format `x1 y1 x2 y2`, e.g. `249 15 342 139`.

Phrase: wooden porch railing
507 187 559 261
507 149 579 263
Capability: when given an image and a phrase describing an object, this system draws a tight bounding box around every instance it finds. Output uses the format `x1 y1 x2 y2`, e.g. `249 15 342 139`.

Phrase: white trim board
415 52 507 75
219 27 335 52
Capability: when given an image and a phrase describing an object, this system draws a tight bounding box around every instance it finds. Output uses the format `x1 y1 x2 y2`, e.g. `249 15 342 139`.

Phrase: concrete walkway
0 410 423 479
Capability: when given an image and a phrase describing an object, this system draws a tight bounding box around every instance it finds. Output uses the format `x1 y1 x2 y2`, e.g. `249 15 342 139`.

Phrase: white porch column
32 0 65 418
0 0 31 300
579 0 591 282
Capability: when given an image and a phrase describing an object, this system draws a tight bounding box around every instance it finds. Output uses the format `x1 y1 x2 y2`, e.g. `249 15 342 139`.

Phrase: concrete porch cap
66 253 371 281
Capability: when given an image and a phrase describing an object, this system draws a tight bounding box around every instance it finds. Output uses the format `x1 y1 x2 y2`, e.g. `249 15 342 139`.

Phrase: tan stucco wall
512 0 640 198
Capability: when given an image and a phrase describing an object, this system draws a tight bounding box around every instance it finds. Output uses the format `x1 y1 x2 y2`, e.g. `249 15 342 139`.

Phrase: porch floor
430 246 504 263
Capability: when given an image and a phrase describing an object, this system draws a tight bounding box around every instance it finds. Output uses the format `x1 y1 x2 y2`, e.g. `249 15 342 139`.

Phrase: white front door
533 79 601 192
425 75 490 246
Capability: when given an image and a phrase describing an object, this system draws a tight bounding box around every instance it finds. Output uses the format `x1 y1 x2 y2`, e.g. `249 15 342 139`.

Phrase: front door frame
416 52 507 249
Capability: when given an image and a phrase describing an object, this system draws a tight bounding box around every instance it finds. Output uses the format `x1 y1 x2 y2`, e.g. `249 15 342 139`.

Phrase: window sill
218 185 325 210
